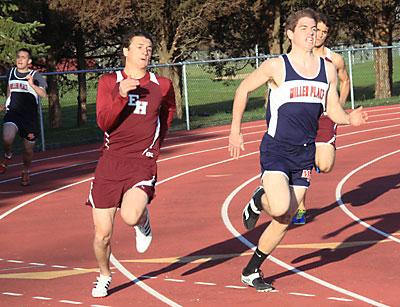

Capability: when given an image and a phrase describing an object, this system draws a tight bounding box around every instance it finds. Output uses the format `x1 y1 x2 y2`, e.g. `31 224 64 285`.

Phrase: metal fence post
255 44 259 68
38 98 46 151
182 63 190 130
347 48 355 109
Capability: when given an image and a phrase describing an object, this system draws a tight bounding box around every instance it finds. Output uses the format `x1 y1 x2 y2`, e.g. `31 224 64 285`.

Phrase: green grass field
1 52 399 152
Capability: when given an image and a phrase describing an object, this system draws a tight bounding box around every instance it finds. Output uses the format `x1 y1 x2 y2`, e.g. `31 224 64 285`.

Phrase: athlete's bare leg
22 139 35 173
2 123 18 157
92 207 117 277
297 143 335 211
120 187 148 226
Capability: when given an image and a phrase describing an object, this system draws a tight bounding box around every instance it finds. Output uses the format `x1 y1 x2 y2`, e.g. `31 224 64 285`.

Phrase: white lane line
368 111 400 118
7 149 99 168
33 296 52 300
51 265 68 268
0 178 93 220
328 297 353 302
337 134 400 150
29 262 45 266
110 254 182 307
194 282 216 286
336 149 400 243
225 285 247 289
0 265 40 272
7 260 23 263
166 123 266 141
164 278 185 283
0 160 96 184
339 123 400 137
141 275 157 279
58 300 82 305
289 292 316 297
156 152 258 186
2 292 23 296
221 175 390 307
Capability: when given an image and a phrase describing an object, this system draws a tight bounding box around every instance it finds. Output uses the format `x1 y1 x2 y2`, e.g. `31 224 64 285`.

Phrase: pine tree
0 1 46 69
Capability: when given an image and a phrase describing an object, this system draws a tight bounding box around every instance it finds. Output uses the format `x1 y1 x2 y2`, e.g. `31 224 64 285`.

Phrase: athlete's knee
274 213 292 225
318 163 333 173
94 228 112 247
120 207 143 226
268 205 290 218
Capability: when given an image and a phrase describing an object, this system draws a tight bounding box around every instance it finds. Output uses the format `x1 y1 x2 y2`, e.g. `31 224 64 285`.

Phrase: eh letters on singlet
128 93 148 115
290 85 325 100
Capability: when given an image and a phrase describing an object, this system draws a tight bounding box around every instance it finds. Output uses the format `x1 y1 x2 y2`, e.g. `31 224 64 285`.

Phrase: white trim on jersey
8 68 40 102
286 55 321 80
142 117 160 156
116 70 124 83
149 72 159 85
325 47 333 62
88 182 95 208
104 132 110 149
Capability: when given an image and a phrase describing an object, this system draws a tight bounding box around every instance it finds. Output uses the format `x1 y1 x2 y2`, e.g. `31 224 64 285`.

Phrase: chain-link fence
1 45 399 151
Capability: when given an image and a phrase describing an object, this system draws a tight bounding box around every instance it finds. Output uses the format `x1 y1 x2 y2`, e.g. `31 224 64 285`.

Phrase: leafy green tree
130 0 247 118
0 1 46 73
48 0 133 126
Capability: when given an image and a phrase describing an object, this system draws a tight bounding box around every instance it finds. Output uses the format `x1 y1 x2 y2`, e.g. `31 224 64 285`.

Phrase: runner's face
124 36 153 69
291 17 317 51
16 51 31 70
315 22 329 48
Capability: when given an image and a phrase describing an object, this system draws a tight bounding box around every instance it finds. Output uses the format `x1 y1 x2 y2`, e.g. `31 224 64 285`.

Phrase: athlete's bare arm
229 57 282 159
332 52 350 106
27 75 47 98
325 61 367 126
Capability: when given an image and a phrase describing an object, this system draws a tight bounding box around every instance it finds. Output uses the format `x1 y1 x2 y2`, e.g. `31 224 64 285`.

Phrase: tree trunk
76 29 87 126
373 48 391 99
158 65 183 119
268 0 282 55
47 53 62 128
158 43 182 119
372 10 393 99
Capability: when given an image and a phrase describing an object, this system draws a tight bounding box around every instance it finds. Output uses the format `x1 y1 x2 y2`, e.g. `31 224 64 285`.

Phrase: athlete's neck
16 67 30 73
288 48 316 67
313 45 326 57
123 66 147 80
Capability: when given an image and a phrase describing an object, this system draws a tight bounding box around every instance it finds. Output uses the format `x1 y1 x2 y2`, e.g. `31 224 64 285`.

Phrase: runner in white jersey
228 8 366 292
0 48 47 186
292 12 350 225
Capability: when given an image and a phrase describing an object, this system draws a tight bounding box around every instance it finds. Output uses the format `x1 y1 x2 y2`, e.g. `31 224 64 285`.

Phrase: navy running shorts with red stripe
260 133 315 188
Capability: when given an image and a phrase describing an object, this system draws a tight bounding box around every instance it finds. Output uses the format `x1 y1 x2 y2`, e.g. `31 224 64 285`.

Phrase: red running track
0 104 399 307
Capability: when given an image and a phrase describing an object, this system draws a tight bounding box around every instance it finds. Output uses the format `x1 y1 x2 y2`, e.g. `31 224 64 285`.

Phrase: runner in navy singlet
88 29 176 298
0 48 47 186
228 8 367 292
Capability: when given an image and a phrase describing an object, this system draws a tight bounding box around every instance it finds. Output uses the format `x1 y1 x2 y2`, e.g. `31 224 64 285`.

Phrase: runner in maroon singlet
87 29 176 298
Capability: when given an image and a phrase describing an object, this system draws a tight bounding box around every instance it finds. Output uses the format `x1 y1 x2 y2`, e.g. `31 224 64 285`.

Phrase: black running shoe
242 186 264 230
241 269 274 292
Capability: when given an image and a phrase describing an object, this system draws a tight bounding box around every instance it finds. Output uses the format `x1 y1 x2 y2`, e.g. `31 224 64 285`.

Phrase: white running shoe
92 275 112 298
134 210 152 253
